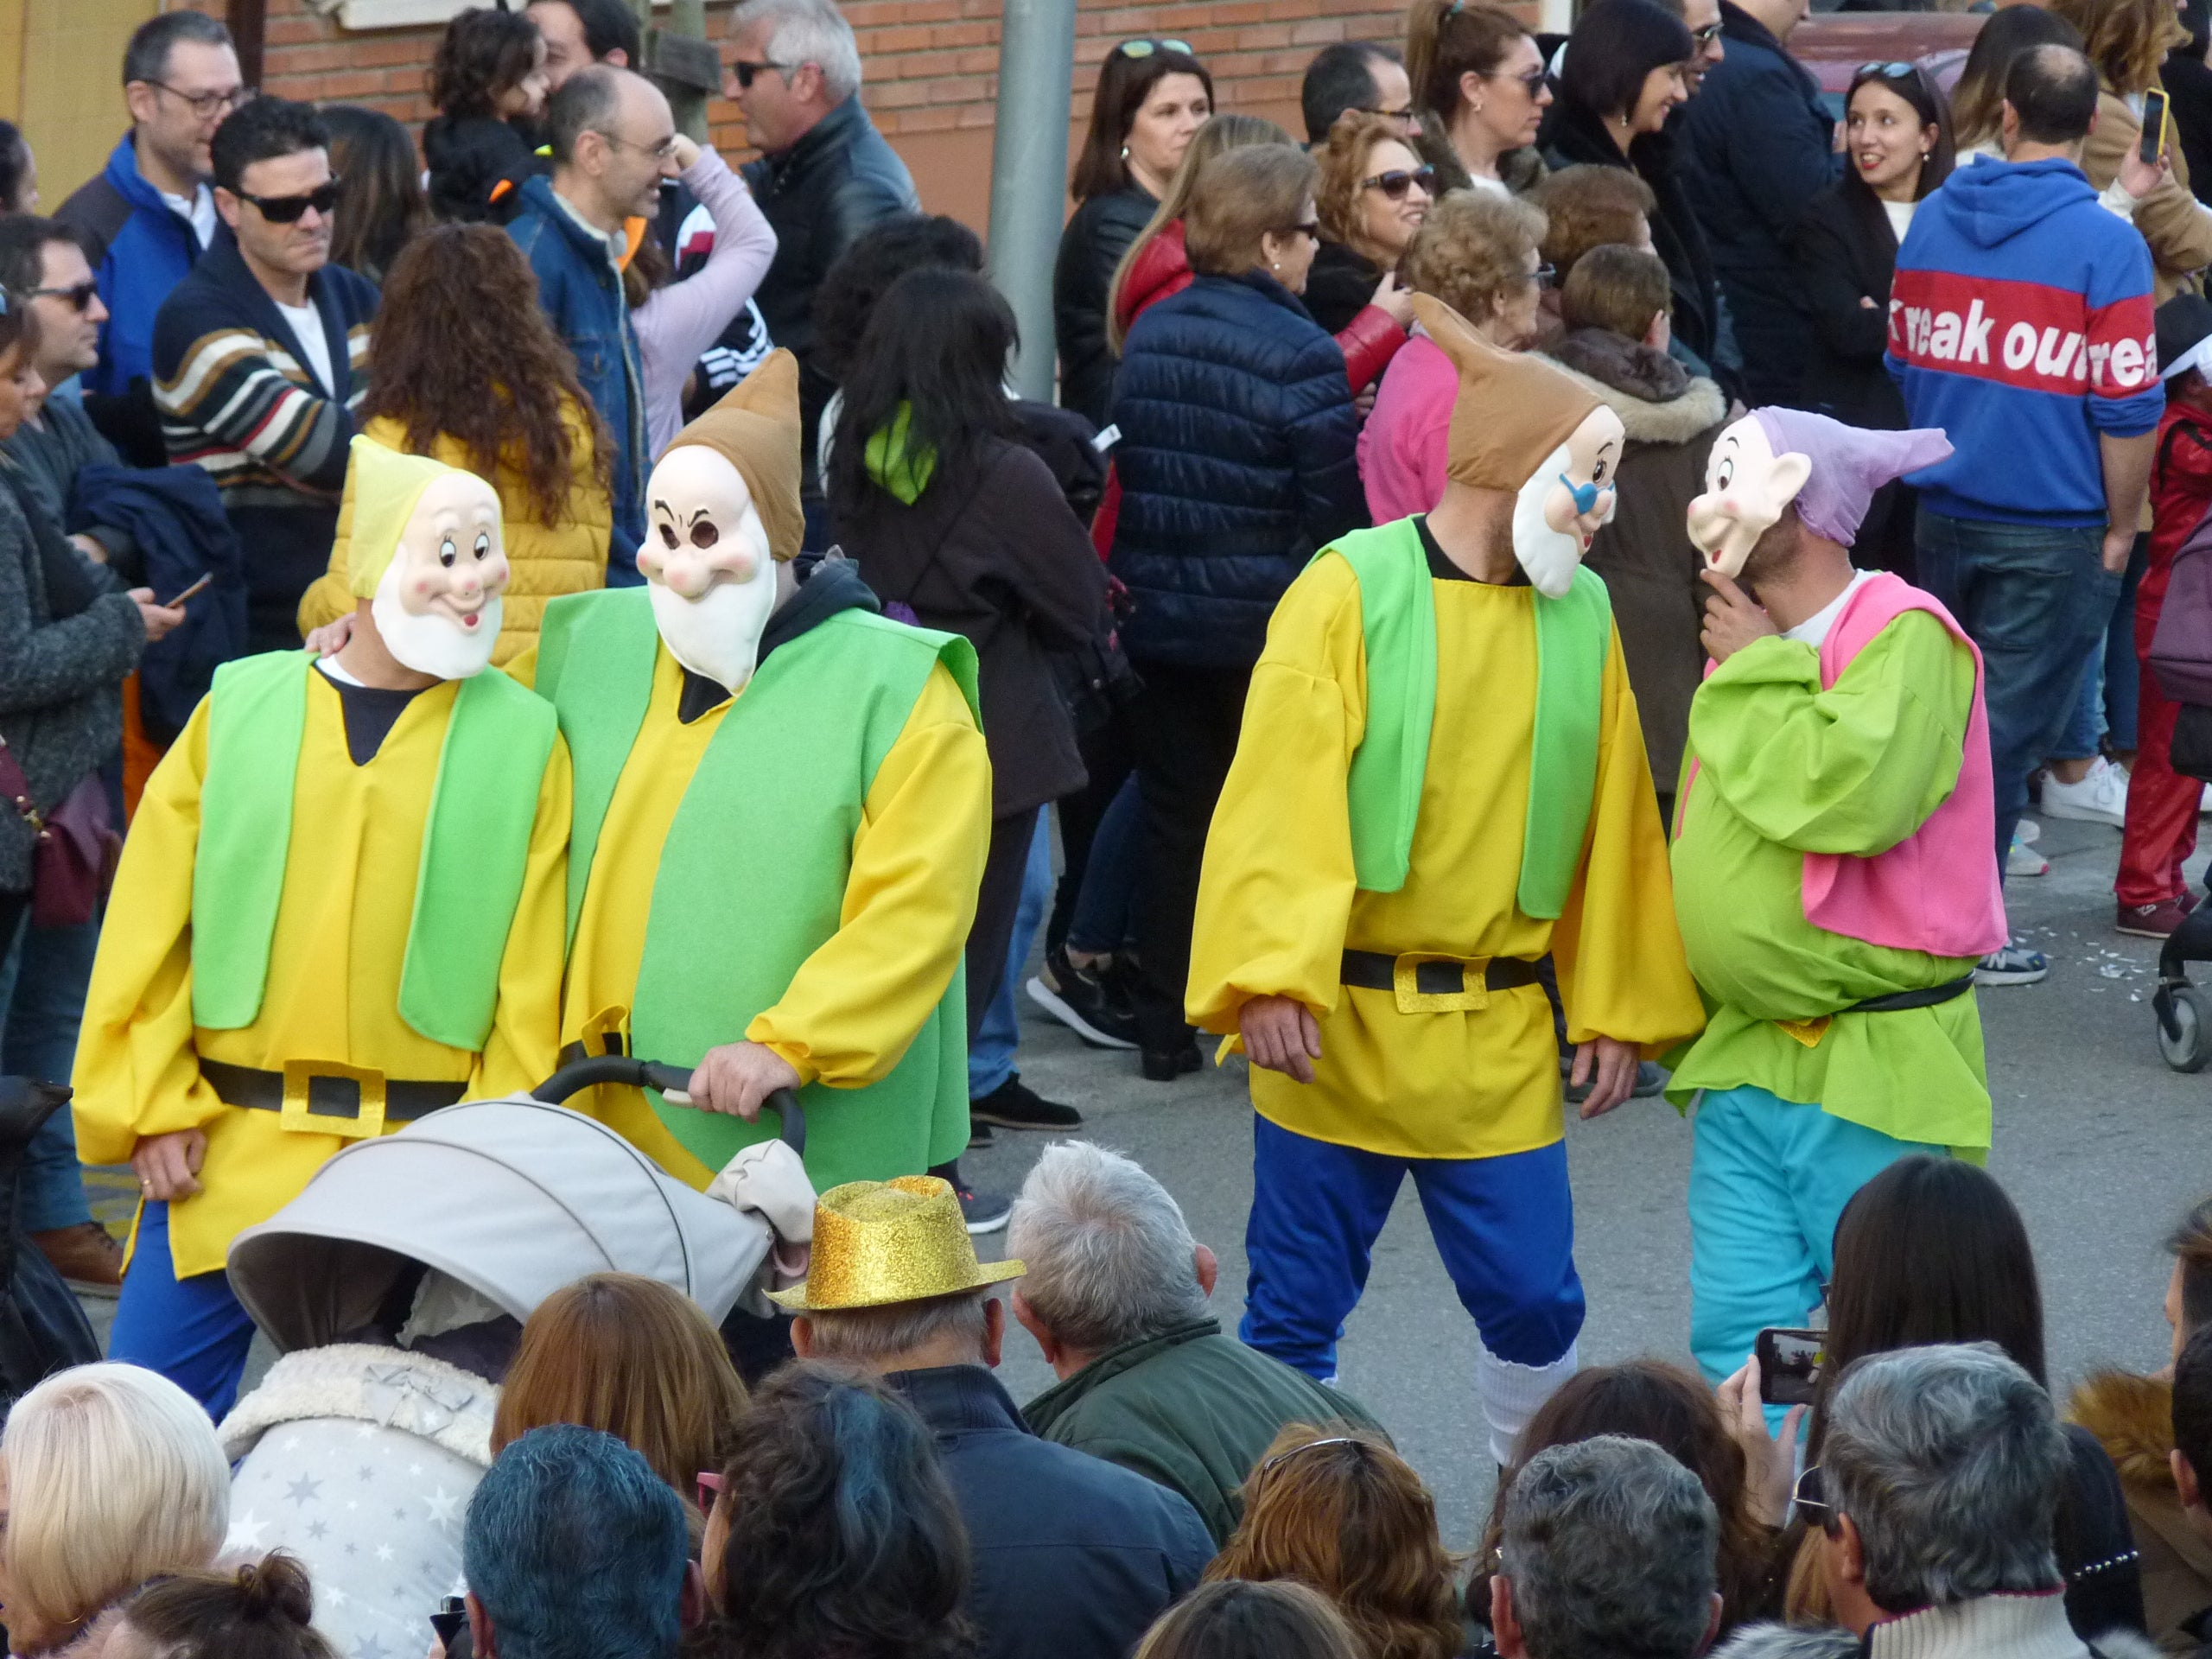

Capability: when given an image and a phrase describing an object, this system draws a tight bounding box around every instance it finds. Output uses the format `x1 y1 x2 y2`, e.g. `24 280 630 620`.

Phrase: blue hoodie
1887 156 2162 525
53 134 207 399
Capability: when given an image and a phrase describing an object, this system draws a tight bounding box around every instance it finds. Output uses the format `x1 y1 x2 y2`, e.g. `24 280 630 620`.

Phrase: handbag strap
0 738 39 832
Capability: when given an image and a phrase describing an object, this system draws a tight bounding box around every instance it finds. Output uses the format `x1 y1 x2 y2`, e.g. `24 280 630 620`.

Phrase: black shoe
1141 1042 1202 1082
1027 947 1140 1050
970 1073 1084 1130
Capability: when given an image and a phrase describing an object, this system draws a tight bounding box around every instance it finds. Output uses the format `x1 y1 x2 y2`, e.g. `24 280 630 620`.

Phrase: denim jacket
507 175 645 582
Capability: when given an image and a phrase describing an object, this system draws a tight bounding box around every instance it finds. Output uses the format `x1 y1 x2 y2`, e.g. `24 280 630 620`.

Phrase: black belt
1841 974 1976 1015
1341 948 1542 1002
558 1034 626 1068
201 1058 466 1136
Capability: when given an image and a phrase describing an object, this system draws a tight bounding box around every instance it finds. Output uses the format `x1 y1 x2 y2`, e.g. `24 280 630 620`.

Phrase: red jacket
2148 400 2212 613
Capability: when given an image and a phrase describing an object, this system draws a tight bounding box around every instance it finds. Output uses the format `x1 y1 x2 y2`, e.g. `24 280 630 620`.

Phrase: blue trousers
0 917 101 1232
2054 532 2143 760
1067 775 1140 957
1241 1114 1584 1378
107 1200 257 1421
1688 1084 1946 1387
969 816 1053 1098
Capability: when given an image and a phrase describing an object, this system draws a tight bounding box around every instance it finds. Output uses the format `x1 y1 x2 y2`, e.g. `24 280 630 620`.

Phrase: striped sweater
152 233 376 652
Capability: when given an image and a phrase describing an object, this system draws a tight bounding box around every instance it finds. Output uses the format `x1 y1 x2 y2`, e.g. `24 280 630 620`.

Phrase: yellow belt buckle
578 1005 632 1059
1774 1015 1833 1050
279 1059 388 1140
1393 953 1491 1014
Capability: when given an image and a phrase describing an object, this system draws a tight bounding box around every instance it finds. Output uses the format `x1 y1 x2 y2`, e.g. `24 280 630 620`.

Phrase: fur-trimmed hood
217 1343 499 1467
2070 1370 2180 1497
1715 1624 1860 1659
1538 336 1726 448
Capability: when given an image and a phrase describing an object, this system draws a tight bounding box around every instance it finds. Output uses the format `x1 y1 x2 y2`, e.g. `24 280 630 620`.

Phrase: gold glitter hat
767 1176 1025 1312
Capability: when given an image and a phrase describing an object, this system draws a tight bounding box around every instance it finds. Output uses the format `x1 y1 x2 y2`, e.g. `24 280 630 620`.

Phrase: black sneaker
1141 1041 1202 1082
1027 947 1141 1050
955 1182 1013 1235
968 1119 995 1149
970 1073 1084 1130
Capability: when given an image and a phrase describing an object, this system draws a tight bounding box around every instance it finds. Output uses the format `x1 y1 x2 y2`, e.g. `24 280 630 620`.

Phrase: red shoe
2118 899 2191 938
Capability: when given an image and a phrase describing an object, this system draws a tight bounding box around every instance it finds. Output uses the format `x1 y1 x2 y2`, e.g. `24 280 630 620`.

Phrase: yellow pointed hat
1410 292 1600 493
663 348 804 563
767 1176 1025 1312
344 435 475 598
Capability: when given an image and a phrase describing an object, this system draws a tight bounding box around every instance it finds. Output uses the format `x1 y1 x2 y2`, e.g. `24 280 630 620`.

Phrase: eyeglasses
1279 219 1322 242
1114 38 1195 60
1260 1436 1366 1473
238 178 341 224
1691 21 1725 46
1487 66 1549 94
1791 1465 1832 1528
30 282 99 314
696 1470 726 1512
602 130 682 162
1856 60 1919 82
142 79 254 119
728 58 791 88
1558 472 1608 513
1530 261 1558 288
1358 105 1420 124
1363 164 1436 200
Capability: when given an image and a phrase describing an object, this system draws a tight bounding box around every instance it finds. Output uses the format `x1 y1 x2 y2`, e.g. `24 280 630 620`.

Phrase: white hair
1007 1142 1210 1356
1 1363 230 1631
731 0 862 101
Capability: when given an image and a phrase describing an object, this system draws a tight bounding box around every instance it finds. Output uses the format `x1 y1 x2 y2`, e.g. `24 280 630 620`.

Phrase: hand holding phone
160 572 213 609
1755 1325 1826 1406
2142 87 2171 168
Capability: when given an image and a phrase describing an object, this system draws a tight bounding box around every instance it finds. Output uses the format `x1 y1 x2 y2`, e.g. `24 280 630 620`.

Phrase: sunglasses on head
1114 37 1194 59
1856 60 1920 83
1363 164 1436 200
238 178 342 223
31 281 99 315
1260 1435 1366 1473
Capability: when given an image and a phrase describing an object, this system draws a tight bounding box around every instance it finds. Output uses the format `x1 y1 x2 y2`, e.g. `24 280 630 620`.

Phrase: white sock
1478 1339 1580 1466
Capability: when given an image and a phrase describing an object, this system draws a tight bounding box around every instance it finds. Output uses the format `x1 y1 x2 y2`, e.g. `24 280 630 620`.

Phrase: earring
1121 143 1130 161
1472 99 1484 112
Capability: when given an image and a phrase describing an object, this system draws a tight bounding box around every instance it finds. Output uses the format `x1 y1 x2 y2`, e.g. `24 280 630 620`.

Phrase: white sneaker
2007 833 2050 877
2041 757 2128 828
2201 783 2211 815
2016 818 2040 845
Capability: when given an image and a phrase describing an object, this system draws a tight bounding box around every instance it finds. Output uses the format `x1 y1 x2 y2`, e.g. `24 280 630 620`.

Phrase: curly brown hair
1401 188 1546 327
1316 111 1416 265
1207 1426 1464 1659
359 222 611 527
1529 164 1656 287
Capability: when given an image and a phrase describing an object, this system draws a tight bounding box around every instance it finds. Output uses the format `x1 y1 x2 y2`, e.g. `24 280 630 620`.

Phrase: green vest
1325 518 1612 919
536 588 982 1187
191 652 558 1052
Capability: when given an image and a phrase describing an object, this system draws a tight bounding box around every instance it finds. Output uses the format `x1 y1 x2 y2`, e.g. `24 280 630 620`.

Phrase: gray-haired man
1009 1141 1382 1544
1719 1344 2158 1659
1491 1437 1724 1659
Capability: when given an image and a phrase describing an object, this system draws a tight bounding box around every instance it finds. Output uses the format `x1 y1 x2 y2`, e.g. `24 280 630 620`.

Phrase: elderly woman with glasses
1306 111 1432 340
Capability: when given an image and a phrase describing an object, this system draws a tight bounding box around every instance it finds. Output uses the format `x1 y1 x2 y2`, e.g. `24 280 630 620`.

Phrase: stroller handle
529 1056 805 1156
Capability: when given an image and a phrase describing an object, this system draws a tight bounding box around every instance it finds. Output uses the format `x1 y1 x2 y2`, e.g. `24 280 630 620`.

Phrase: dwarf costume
532 354 991 1193
74 440 570 1417
1187 300 1703 1461
1669 408 2005 1385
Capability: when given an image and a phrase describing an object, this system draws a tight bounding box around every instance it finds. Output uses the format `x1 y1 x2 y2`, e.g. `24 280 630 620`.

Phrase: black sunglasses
1690 21 1724 45
30 281 99 314
1363 164 1436 200
728 58 791 87
238 178 342 224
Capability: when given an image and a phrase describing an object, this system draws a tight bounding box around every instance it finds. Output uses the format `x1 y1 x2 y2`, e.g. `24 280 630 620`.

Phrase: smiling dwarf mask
1687 408 1951 577
641 350 805 694
1410 292 1625 596
345 436 509 680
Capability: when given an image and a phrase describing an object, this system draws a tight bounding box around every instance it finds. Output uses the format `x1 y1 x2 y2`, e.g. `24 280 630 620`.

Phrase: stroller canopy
228 1097 771 1352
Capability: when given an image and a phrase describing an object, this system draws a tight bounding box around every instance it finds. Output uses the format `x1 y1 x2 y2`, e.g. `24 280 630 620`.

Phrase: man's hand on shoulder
686 1040 803 1121
1699 569 1781 664
1242 995 1321 1084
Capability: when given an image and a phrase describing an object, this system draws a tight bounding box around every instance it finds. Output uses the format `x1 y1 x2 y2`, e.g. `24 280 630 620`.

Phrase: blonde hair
2049 0 2184 94
1316 112 1413 266
2 1363 230 1636
1402 188 1547 325
1107 113 1294 353
491 1272 748 1500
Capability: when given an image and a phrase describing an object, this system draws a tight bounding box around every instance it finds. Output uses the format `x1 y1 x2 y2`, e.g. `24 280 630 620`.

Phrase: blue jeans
108 1199 257 1420
2054 532 2144 760
0 918 100 1233
1067 775 1140 957
969 816 1053 1098
1916 508 2116 881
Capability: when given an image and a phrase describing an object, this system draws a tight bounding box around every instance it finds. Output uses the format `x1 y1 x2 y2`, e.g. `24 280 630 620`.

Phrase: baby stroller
2147 501 2212 1071
217 1058 807 1659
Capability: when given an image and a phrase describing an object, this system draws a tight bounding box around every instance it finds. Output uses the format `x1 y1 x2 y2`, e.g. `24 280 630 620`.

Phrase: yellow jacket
296 404 611 662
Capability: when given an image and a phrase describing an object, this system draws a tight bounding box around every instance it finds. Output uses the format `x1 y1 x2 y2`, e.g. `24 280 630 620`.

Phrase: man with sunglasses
151 96 375 656
54 11 247 464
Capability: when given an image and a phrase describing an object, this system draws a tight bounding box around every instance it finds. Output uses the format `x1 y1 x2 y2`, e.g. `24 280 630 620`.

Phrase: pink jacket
1357 332 1454 524
1802 573 2009 960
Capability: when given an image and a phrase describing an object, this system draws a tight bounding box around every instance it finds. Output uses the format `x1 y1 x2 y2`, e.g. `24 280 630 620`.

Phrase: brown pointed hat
662 348 804 562
1410 293 1601 493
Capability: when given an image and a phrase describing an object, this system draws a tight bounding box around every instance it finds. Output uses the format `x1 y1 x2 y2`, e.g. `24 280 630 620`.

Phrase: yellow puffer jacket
296 402 612 664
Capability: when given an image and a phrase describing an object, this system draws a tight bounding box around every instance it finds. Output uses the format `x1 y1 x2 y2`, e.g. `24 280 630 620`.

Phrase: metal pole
984 0 1077 402
664 0 709 142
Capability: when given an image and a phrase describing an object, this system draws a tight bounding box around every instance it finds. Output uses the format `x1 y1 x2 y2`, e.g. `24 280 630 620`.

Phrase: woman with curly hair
701 1362 971 1659
423 5 549 223
1306 111 1431 339
1207 1427 1461 1659
296 223 612 662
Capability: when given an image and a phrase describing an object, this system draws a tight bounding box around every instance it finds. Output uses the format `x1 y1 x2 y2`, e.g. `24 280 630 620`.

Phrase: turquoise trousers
1688 1083 1947 1388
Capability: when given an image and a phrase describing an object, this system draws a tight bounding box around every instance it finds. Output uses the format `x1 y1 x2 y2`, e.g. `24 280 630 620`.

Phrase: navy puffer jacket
1109 271 1365 668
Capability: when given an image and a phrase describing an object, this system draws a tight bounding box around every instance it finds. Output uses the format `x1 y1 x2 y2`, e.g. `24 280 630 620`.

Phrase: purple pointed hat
1749 408 1953 548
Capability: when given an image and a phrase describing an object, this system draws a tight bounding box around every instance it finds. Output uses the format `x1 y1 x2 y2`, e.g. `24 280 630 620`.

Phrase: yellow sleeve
1549 631 1706 1054
467 734 573 1100
71 699 229 1162
296 441 359 641
747 663 991 1085
1186 556 1367 1038
502 642 540 692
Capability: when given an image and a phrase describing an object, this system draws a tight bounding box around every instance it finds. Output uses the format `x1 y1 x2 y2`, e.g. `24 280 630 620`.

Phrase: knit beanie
1410 293 1601 492
1748 408 1953 549
662 349 804 563
345 436 470 598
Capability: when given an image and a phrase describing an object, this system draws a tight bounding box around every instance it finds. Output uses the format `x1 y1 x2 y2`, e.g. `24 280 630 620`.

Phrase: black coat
1790 181 1907 432
1053 184 1157 429
1304 240 1382 337
1544 97 1724 383
2168 50 2212 210
421 113 540 225
889 1367 1215 1659
1110 270 1365 668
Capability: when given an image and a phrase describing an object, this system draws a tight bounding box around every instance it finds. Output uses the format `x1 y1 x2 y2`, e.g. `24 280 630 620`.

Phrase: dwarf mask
1687 409 1950 577
344 437 509 680
641 351 804 693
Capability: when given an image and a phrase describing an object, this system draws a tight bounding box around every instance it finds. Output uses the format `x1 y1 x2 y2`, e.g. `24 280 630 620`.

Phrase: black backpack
0 1079 100 1407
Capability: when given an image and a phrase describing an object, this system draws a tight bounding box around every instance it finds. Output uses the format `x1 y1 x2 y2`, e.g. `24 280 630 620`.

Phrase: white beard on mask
648 566 779 692
371 562 501 680
1510 442 1590 600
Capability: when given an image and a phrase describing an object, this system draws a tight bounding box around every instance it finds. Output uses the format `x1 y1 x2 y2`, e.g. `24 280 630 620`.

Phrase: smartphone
1756 1326 1826 1407
2143 86 2171 167
158 572 212 609
431 1597 474 1659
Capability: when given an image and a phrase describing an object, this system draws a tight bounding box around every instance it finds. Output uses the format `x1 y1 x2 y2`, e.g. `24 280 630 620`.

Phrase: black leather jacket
742 97 918 489
1052 184 1158 429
